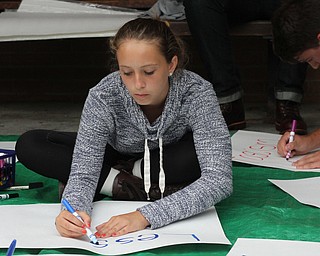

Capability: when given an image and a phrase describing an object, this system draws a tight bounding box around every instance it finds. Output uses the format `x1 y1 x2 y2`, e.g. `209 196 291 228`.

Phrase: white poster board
269 176 320 208
232 130 320 172
227 238 320 256
0 201 230 255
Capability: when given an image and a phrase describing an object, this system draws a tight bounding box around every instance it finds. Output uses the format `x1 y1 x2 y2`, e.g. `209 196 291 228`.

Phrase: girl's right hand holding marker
55 210 92 238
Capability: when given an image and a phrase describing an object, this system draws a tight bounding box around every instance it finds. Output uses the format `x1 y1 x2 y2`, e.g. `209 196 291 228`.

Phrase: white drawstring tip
144 138 151 201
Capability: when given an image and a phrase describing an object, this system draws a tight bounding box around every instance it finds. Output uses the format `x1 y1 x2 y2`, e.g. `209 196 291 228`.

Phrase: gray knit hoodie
62 69 232 229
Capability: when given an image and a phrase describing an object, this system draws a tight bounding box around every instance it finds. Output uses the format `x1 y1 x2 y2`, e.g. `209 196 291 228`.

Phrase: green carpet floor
1 136 319 255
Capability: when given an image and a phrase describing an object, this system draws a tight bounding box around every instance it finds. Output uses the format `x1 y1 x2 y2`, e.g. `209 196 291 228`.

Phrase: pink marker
286 119 297 160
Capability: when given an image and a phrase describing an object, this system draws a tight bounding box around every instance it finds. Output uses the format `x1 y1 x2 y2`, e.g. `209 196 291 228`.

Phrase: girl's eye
122 71 132 76
144 70 155 76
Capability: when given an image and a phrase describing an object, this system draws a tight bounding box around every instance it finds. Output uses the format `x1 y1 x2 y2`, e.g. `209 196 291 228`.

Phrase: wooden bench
0 0 282 103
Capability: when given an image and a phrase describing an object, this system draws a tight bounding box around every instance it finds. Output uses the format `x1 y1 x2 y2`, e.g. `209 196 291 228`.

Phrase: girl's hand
95 210 149 238
55 210 91 238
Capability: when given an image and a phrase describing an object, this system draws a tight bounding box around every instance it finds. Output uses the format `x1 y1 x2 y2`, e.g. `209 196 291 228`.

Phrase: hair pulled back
110 18 187 69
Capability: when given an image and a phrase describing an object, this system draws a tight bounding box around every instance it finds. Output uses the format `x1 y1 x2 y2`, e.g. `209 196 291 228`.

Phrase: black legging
15 130 201 194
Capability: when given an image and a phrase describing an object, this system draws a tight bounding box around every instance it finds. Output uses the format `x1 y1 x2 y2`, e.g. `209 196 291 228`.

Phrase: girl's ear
169 55 178 74
317 33 320 42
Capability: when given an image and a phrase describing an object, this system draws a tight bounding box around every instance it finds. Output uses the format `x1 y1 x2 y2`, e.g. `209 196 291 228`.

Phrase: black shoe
112 169 189 201
112 170 147 201
275 100 307 135
220 99 246 130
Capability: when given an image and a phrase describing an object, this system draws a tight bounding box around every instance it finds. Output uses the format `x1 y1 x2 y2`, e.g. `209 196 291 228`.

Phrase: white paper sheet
269 176 320 208
0 201 230 255
17 0 141 14
232 130 320 172
227 238 320 256
0 0 142 42
0 12 137 41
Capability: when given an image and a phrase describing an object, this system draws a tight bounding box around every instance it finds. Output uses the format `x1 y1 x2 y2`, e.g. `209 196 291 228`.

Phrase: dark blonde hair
110 18 187 70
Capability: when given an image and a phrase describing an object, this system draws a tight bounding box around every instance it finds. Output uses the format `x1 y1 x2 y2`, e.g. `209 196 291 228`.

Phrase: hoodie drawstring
144 138 151 200
143 137 166 200
159 137 165 199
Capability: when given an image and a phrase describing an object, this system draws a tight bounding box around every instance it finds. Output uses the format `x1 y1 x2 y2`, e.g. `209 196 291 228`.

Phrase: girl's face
116 39 177 107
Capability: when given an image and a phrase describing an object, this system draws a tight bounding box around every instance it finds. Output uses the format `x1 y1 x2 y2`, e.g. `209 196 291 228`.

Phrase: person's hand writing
95 210 149 238
55 210 92 238
277 132 310 158
277 131 320 169
292 151 320 169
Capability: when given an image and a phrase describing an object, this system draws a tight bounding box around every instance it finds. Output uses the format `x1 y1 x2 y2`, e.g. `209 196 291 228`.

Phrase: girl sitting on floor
15 18 232 239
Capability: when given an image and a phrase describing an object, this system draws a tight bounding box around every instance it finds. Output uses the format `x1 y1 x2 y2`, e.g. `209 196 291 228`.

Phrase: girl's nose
134 74 146 89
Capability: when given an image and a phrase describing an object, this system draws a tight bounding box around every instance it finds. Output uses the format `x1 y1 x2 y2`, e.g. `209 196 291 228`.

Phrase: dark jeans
15 130 201 197
183 0 307 103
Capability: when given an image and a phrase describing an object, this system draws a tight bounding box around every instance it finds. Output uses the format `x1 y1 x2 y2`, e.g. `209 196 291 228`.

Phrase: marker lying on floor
0 193 19 200
4 182 43 191
62 198 99 245
6 239 16 256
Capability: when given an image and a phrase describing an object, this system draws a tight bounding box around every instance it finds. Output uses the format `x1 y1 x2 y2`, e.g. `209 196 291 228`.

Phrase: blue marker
6 239 16 256
62 198 99 245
